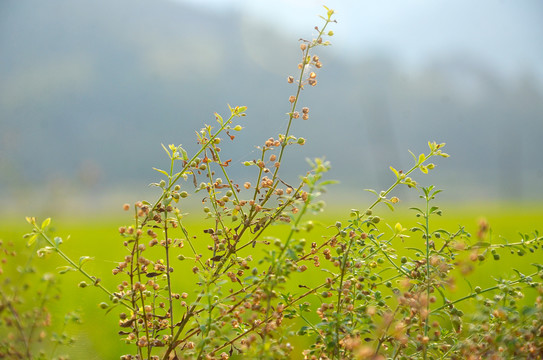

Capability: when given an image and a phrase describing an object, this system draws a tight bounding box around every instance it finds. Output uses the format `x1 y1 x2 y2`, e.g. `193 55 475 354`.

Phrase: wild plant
24 6 543 360
0 238 80 359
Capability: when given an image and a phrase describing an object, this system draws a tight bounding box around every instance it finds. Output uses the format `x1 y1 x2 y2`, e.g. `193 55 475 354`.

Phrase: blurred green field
1 201 542 359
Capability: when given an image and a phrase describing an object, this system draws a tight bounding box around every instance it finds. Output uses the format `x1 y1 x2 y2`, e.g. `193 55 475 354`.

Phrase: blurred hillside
1 0 542 216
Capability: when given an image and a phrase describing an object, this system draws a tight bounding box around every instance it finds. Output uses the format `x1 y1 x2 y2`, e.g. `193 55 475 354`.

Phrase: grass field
2 201 542 359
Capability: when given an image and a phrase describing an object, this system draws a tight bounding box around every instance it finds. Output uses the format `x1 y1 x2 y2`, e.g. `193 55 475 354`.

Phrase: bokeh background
2 0 543 218
2 1 543 358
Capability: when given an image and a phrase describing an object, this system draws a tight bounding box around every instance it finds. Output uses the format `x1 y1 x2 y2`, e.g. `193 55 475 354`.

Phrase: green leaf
389 166 399 179
161 143 171 159
105 304 118 315
78 256 94 268
319 180 339 186
54 237 63 247
215 112 223 125
37 246 54 257
512 268 524 278
152 167 169 177
26 233 38 247
384 202 395 211
57 266 75 274
41 218 51 230
418 153 426 164
180 147 188 161
286 248 298 261
406 247 425 255
463 278 473 292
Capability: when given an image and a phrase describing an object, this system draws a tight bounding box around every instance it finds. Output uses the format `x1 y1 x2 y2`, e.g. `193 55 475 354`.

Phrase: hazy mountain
1 0 542 215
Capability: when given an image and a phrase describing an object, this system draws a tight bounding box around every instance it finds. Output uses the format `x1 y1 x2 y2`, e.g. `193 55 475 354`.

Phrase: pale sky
171 0 543 81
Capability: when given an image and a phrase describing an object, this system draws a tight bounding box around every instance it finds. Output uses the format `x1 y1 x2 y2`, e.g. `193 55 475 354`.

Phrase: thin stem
423 192 431 360
130 211 145 360
367 235 411 278
134 234 152 359
429 271 539 314
141 111 240 231
260 15 334 211
32 226 134 311
258 178 315 358
210 144 246 218
164 212 174 338
6 302 32 359
365 148 439 213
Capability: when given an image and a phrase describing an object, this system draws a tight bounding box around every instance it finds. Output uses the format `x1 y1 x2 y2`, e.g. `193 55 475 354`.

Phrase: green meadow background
2 200 542 359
